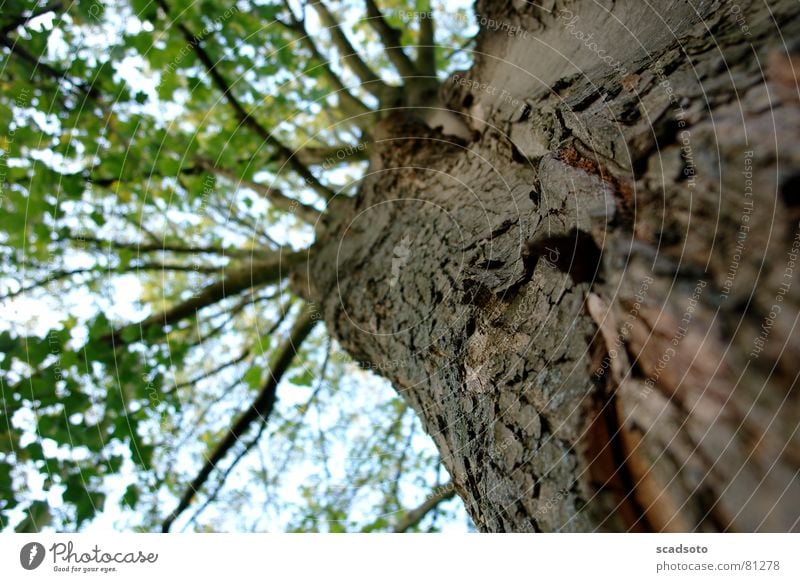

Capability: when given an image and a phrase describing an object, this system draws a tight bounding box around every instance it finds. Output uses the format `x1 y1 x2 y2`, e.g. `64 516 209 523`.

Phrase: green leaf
15 500 52 532
122 484 140 509
0 461 12 491
243 366 262 389
38 413 71 443
63 474 105 527
288 367 315 387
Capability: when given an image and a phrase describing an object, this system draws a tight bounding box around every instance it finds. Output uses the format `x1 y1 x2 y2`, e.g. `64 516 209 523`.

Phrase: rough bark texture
292 0 800 531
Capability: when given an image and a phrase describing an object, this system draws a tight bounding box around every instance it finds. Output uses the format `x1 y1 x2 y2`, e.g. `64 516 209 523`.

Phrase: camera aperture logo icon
20 542 46 570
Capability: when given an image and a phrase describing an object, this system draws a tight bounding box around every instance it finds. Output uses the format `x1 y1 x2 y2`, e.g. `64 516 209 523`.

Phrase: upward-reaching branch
195 160 322 225
106 250 308 345
155 0 335 201
309 0 388 96
161 306 319 532
393 482 455 532
0 33 101 100
363 0 419 79
416 1 436 77
280 2 374 130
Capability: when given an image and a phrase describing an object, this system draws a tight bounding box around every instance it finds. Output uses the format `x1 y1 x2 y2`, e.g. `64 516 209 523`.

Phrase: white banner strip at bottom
2 533 797 580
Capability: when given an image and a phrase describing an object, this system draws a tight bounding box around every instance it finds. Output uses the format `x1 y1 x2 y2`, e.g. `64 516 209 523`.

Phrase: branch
1 268 93 300
280 2 373 125
85 151 343 221
71 234 274 260
389 405 412 501
87 159 320 227
441 34 476 62
243 141 368 169
1 261 222 301
106 250 307 345
0 0 63 35
154 0 335 201
363 0 418 79
0 35 101 100
132 261 222 274
270 336 331 477
170 367 249 451
186 291 289 350
183 407 270 530
416 1 436 77
161 307 319 531
393 481 456 532
206 199 265 241
295 144 368 166
171 347 252 392
172 302 293 451
309 0 387 95
85 163 202 188
120 211 161 244
197 160 321 225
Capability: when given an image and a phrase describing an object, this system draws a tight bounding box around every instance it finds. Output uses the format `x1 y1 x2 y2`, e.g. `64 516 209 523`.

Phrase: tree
1 0 799 533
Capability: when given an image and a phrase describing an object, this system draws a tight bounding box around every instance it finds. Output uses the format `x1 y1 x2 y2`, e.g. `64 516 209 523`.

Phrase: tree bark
292 0 800 532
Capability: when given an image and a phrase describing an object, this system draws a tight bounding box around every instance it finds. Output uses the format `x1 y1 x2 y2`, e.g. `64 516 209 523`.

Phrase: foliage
0 0 475 531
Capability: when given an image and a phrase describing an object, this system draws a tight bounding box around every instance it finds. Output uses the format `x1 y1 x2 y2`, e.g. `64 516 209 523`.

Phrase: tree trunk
292 0 800 532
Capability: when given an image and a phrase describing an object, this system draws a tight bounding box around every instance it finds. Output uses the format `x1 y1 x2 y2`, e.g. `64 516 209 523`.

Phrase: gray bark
292 0 800 531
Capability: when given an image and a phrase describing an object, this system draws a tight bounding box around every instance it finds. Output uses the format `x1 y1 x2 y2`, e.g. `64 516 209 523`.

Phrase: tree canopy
0 0 475 532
